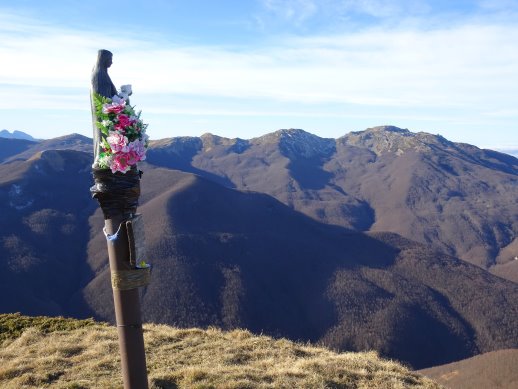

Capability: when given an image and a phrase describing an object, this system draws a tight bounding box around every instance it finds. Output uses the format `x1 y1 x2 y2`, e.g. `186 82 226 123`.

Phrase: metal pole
90 49 150 388
105 215 149 389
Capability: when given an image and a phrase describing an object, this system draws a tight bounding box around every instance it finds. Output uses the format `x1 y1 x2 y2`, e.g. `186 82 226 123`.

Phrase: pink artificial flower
114 114 137 132
130 116 141 132
128 139 147 161
125 150 139 165
107 132 129 153
110 154 131 174
102 101 126 114
117 114 132 128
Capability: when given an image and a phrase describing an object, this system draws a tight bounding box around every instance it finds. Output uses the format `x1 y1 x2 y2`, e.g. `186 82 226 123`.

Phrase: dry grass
0 313 99 343
0 315 441 389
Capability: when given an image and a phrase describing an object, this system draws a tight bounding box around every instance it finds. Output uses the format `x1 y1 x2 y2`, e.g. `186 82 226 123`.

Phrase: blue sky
0 0 517 151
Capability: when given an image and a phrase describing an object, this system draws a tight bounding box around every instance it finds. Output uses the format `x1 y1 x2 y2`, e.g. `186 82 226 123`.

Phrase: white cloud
478 0 518 12
257 0 432 24
338 0 430 18
0 12 148 90
482 109 518 117
0 9 517 141
90 26 518 109
260 0 318 23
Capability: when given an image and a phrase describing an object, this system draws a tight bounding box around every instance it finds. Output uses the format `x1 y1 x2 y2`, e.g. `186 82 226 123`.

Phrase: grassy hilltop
0 313 440 388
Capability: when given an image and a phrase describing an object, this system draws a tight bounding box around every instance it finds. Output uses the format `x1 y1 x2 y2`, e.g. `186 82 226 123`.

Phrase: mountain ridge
3 126 517 274
2 127 518 369
142 126 518 276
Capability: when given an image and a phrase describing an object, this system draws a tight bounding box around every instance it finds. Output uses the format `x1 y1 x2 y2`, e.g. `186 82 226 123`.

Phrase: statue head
96 49 113 69
92 49 117 98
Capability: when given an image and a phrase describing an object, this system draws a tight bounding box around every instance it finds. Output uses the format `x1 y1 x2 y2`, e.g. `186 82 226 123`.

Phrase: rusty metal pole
105 214 149 389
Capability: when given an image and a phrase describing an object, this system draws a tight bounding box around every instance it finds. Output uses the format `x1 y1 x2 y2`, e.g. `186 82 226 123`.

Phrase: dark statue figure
92 49 117 98
90 49 140 219
91 49 117 166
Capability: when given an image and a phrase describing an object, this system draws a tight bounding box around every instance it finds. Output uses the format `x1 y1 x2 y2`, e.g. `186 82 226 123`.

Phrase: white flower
111 95 126 104
97 153 113 169
120 84 132 95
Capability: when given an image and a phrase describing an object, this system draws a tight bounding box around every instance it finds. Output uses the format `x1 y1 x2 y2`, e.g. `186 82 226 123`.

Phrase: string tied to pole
103 222 124 242
111 268 151 290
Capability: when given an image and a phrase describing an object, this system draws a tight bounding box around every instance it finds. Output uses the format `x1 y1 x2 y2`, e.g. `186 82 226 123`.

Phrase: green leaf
102 137 111 151
93 93 112 116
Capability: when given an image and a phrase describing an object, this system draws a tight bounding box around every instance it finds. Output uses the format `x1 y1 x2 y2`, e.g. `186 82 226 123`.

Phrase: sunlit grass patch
0 314 442 388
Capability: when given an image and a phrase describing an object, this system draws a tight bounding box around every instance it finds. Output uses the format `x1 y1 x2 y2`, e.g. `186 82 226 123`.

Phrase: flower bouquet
93 92 148 174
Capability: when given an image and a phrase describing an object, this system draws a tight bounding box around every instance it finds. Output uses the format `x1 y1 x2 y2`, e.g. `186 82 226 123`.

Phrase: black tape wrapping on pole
90 167 142 219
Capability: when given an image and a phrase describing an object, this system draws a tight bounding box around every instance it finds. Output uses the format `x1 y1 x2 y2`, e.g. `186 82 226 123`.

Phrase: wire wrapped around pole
90 167 141 219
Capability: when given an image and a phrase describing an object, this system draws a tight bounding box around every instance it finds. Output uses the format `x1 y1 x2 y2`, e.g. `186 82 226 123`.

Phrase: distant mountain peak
0 129 37 141
254 128 314 141
277 128 312 137
200 133 249 152
342 125 450 156
365 125 411 134
254 128 335 159
148 136 203 154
